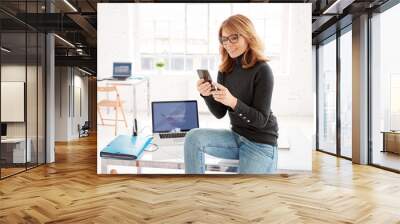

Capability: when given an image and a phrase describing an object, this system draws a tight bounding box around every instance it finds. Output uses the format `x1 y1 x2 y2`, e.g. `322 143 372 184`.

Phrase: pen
133 119 138 136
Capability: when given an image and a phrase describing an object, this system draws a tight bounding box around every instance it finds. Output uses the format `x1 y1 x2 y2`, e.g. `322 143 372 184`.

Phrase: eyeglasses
219 34 240 45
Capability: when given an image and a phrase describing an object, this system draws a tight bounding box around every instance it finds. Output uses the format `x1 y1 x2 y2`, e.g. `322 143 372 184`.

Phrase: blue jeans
184 128 278 174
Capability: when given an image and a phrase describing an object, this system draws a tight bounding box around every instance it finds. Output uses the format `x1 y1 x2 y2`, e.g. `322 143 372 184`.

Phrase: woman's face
221 29 248 58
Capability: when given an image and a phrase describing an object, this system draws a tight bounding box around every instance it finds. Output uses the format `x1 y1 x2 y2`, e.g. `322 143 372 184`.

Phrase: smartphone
197 69 216 91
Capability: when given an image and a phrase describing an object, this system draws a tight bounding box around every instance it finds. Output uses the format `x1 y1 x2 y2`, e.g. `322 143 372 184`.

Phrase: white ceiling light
63 0 78 12
54 34 75 48
78 67 92 76
323 0 355 15
1 47 11 53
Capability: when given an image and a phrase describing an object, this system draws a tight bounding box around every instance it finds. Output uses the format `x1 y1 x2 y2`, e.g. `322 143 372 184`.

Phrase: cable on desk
144 143 159 152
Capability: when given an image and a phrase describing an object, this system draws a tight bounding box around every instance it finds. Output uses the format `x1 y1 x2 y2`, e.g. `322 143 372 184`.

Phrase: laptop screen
152 101 199 133
113 62 132 78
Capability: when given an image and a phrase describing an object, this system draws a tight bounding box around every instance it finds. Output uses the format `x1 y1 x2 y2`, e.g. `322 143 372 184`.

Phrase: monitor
152 101 199 133
1 123 7 137
113 62 132 79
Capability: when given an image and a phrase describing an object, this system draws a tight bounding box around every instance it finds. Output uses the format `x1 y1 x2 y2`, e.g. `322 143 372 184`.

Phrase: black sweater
202 56 279 145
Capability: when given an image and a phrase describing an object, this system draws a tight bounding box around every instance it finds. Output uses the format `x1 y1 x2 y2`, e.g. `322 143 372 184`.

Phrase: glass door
1 30 28 178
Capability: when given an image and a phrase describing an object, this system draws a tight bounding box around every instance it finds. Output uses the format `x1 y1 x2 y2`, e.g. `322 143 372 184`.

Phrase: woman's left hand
212 83 238 109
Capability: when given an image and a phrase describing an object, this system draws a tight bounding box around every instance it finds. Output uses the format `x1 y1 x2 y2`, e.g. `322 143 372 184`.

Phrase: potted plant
155 59 166 74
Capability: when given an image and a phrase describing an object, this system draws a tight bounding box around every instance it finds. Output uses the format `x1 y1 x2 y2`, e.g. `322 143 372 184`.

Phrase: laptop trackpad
173 138 184 144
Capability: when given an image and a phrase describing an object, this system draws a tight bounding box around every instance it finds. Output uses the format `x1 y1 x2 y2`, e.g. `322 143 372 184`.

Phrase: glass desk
100 143 239 174
98 77 151 119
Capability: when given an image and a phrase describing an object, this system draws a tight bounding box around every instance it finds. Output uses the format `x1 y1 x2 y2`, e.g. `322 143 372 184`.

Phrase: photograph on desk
97 3 313 174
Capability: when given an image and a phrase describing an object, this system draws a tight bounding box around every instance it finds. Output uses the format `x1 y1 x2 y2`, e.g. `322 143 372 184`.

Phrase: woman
184 14 279 174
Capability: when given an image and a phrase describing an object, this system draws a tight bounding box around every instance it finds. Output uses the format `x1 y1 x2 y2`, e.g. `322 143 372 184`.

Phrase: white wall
55 67 69 141
55 67 89 141
98 4 135 80
277 5 312 117
72 74 89 138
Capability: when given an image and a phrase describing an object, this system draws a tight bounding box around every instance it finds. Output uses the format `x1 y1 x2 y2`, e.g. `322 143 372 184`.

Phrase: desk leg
382 132 387 152
136 160 141 174
101 159 108 174
133 85 137 120
147 79 150 117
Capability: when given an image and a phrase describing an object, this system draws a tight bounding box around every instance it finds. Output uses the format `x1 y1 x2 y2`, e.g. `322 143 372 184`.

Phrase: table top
141 143 238 166
97 77 148 85
381 131 400 134
1 137 29 143
100 135 239 173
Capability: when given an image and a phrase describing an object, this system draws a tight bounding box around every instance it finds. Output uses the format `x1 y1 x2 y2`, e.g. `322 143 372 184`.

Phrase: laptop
112 62 132 80
152 100 199 146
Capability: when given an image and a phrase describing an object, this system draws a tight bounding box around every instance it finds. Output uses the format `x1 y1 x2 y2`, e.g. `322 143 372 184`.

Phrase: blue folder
100 135 153 160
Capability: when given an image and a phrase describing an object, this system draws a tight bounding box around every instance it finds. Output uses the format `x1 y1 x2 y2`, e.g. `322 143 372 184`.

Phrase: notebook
100 135 152 160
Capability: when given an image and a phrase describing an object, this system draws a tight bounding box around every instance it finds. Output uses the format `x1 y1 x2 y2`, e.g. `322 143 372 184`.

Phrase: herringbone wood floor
1 135 400 224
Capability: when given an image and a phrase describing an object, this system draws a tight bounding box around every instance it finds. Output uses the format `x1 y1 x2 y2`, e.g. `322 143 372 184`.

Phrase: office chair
97 86 128 136
78 121 90 138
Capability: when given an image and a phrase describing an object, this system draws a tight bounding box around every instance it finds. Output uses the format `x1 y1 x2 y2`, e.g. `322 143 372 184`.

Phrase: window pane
209 4 231 54
209 56 216 71
318 38 337 154
340 29 352 158
371 3 400 171
138 20 155 53
201 57 208 70
187 4 208 54
141 57 154 70
169 7 185 54
171 57 184 70
185 58 193 71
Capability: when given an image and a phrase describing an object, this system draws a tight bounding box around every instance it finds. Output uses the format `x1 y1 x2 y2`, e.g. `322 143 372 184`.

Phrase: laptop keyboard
160 132 186 139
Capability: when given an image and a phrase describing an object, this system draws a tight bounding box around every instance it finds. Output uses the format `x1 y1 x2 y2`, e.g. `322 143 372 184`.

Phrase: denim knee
185 128 201 146
186 128 213 143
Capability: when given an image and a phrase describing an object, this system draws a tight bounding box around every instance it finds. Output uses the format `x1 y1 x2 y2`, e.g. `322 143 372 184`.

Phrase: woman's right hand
197 79 212 96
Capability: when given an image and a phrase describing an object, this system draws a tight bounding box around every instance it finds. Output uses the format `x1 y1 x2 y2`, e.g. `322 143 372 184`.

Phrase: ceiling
0 0 392 75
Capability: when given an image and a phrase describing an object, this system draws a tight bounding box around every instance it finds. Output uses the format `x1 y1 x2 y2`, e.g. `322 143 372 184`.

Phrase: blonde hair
218 14 268 74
